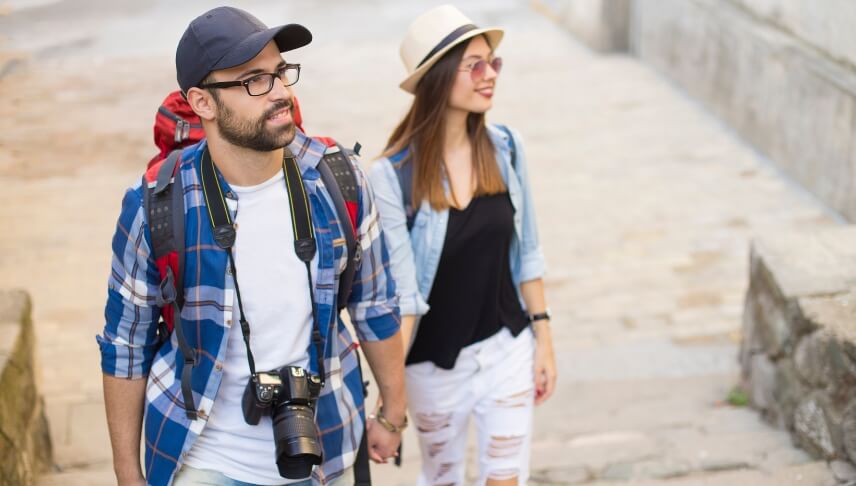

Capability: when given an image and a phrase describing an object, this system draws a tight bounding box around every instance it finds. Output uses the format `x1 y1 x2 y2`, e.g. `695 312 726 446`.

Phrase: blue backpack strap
390 150 416 231
497 124 517 170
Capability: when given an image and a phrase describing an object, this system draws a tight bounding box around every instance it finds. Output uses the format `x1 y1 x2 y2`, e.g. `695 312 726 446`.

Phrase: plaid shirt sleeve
96 183 163 379
346 163 401 341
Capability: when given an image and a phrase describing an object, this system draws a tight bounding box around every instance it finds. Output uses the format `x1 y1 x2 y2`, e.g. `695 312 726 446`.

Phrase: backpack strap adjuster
156 269 177 307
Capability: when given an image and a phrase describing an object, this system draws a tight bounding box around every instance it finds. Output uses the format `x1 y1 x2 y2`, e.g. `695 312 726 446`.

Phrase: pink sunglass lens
491 57 503 74
470 57 503 81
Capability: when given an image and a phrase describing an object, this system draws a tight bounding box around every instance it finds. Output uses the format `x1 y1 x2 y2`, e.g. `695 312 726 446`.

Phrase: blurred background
1 0 855 485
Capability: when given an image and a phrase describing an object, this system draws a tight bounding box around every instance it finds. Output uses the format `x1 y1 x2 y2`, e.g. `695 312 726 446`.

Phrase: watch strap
527 311 551 323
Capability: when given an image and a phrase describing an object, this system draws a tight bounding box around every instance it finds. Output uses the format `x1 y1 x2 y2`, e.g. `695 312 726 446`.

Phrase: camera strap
200 147 326 385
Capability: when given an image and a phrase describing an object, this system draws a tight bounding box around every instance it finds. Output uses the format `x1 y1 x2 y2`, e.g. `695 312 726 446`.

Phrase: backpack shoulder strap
497 124 517 170
390 151 416 232
144 149 186 308
317 144 361 311
143 149 197 420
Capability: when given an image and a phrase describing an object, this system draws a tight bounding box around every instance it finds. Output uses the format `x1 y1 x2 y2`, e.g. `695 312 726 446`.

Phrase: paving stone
831 460 856 483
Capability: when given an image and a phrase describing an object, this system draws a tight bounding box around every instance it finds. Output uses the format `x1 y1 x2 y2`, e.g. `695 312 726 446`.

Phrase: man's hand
360 331 407 463
366 415 402 464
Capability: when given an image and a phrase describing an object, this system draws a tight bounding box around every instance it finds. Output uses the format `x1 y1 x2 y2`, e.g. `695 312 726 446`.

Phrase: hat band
416 23 478 68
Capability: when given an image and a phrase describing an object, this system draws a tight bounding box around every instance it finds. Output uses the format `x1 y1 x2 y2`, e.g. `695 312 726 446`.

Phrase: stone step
530 460 836 485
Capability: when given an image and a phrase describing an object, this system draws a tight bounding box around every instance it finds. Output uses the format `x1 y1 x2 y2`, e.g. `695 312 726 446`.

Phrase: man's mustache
262 101 293 120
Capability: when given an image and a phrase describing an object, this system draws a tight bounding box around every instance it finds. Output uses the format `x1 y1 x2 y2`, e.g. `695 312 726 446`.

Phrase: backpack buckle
156 267 178 306
353 240 362 271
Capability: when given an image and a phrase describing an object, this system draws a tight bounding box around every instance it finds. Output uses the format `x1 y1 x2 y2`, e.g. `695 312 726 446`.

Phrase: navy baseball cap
176 7 312 94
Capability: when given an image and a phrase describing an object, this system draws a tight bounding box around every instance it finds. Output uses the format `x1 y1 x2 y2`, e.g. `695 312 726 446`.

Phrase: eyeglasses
459 57 502 81
199 64 301 96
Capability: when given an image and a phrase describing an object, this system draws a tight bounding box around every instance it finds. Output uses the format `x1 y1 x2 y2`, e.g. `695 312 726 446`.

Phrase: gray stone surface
630 0 856 222
729 0 856 68
843 402 856 465
741 228 856 469
0 0 840 484
748 354 776 411
795 332 831 388
750 228 856 300
548 0 630 52
831 459 856 483
794 395 837 459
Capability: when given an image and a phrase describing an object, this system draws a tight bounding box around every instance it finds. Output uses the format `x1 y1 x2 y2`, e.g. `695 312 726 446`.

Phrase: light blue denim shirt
368 123 546 317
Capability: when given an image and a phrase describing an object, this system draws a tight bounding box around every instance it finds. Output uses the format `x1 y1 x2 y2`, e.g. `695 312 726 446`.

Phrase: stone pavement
0 0 842 484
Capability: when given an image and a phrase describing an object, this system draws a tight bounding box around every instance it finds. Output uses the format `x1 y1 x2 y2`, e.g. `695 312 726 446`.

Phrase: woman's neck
443 108 470 152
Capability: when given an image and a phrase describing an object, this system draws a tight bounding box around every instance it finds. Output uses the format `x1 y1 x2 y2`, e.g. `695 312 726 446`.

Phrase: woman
368 5 557 485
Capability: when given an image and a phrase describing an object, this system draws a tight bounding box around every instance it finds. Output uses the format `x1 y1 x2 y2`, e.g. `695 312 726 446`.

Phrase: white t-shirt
184 170 314 484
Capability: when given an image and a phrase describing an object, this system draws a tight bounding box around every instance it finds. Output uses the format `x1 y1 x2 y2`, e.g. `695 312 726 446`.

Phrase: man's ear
186 87 217 122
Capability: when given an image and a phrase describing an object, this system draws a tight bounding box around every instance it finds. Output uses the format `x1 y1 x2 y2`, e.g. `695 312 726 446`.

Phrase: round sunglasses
459 57 503 82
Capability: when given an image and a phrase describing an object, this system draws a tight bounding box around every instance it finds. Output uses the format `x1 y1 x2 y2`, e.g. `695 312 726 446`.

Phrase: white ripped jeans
406 327 535 486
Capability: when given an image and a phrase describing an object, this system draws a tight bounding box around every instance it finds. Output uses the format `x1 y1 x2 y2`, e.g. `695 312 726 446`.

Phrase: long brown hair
383 37 506 210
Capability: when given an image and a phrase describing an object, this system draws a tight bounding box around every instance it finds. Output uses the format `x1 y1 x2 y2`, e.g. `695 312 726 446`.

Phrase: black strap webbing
353 429 371 486
317 146 361 311
199 147 325 384
146 149 194 418
155 266 197 420
353 351 371 485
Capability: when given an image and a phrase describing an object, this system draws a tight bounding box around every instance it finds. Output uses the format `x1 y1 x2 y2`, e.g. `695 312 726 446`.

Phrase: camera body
242 366 324 479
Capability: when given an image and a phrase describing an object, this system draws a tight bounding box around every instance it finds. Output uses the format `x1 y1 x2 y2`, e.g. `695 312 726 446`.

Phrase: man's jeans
172 466 352 486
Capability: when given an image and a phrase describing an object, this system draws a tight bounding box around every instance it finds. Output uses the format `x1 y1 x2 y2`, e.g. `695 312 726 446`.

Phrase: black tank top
406 192 528 369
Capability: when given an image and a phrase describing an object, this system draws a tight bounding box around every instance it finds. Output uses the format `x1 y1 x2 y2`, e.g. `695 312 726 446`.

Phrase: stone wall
741 228 856 469
548 0 631 52
549 0 856 222
0 290 52 486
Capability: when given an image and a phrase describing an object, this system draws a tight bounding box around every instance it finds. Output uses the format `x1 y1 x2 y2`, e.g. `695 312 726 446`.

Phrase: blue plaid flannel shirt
97 131 400 486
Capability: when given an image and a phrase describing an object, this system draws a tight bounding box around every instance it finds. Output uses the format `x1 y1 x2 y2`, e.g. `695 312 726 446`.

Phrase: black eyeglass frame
198 63 301 96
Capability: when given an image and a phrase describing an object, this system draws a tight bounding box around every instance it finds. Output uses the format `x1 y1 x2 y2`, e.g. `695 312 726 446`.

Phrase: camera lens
272 404 322 479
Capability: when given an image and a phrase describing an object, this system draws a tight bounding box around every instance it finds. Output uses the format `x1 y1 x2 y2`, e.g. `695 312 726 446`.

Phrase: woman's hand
533 321 557 405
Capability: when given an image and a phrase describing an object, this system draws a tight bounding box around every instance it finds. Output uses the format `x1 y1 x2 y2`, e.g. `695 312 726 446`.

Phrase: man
97 7 406 486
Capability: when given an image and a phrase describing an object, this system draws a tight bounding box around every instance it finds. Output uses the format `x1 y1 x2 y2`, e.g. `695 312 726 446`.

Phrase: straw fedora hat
399 4 504 94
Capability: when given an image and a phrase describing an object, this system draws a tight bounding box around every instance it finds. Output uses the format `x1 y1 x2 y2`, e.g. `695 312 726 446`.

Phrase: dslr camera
242 366 324 479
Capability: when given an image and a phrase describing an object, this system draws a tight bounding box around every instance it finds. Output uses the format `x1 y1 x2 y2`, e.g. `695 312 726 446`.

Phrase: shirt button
215 362 223 371
226 267 232 275
226 319 232 326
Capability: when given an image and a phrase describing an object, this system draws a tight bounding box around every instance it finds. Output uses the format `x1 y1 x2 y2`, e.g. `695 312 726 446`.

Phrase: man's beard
215 99 296 152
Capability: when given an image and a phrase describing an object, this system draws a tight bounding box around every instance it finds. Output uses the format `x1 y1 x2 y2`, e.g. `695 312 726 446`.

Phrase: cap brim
400 27 503 94
212 23 312 72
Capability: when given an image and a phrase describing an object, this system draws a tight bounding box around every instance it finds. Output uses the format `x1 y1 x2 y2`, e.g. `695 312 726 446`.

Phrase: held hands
533 321 557 405
366 403 406 464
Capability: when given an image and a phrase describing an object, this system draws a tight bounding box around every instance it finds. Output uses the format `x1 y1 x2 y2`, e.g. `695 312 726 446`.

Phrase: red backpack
144 91 362 336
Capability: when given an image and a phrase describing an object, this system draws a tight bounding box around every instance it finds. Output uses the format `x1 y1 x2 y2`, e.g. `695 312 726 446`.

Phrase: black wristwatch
527 309 551 323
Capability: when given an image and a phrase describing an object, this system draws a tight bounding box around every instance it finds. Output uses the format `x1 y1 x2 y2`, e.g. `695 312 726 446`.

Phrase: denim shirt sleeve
346 162 402 341
508 127 547 283
367 158 431 317
96 183 162 379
